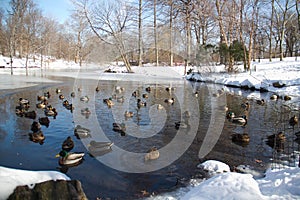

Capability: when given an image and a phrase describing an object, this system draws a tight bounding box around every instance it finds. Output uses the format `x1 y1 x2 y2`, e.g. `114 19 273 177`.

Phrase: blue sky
36 0 72 23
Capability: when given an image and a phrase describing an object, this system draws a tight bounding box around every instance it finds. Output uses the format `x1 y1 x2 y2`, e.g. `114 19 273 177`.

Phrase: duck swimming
113 123 126 135
31 121 41 133
56 150 84 166
164 98 175 104
231 133 250 144
230 115 247 126
74 125 91 139
29 131 45 144
39 117 50 127
145 147 159 161
80 96 89 102
256 99 265 106
289 115 298 127
62 136 74 152
124 111 134 118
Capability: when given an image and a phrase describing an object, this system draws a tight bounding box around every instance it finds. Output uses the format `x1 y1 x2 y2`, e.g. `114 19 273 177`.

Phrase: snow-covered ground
0 55 300 199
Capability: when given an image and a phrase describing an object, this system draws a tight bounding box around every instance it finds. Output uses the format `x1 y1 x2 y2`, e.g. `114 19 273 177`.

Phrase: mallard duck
230 115 247 126
56 88 61 94
145 147 159 161
226 111 235 119
267 132 286 142
165 87 175 92
45 108 57 117
31 121 41 133
270 94 278 100
70 92 75 98
96 86 100 92
78 87 82 92
142 94 148 98
183 110 190 118
64 104 74 111
241 102 250 110
44 91 51 98
164 98 175 104
124 111 134 118
175 121 188 129
231 133 250 143
145 87 151 93
37 95 47 101
63 100 69 106
56 150 84 166
157 104 164 110
19 98 29 105
62 136 74 152
137 99 147 107
74 125 91 139
115 86 125 93
89 140 113 149
24 110 37 119
29 131 45 144
289 115 298 127
104 98 114 107
113 123 126 134
256 99 265 106
81 108 91 115
132 91 138 97
80 96 89 102
39 117 50 127
15 107 25 117
36 102 46 109
284 95 292 101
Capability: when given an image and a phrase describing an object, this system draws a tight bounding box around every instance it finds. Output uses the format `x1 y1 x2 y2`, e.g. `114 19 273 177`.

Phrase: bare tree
76 0 133 72
138 0 143 66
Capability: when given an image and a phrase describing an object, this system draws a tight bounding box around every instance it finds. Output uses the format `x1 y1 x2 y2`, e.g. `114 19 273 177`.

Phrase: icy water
0 70 299 199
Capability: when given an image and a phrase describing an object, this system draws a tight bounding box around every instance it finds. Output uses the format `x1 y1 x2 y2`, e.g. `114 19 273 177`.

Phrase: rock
8 180 87 200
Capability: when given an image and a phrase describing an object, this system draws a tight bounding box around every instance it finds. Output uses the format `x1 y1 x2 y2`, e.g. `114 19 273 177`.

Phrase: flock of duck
15 84 183 167
218 90 299 150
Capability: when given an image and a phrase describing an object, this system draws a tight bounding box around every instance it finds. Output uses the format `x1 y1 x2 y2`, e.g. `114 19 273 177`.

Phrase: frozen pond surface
0 69 299 199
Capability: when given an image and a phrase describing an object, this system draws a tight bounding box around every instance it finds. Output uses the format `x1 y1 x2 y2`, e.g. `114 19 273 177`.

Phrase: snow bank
0 166 70 199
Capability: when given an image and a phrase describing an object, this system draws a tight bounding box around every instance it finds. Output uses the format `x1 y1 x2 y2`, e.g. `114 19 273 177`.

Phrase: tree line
0 0 299 73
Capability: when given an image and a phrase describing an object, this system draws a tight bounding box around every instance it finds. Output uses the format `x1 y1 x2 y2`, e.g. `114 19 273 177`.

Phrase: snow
0 166 70 199
1 55 300 199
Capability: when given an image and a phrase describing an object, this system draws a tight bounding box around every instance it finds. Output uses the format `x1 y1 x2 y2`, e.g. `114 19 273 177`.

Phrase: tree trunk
154 0 159 66
138 0 143 67
169 0 173 67
269 0 275 61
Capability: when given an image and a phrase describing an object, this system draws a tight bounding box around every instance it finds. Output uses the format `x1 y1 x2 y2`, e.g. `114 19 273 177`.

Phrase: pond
0 70 299 199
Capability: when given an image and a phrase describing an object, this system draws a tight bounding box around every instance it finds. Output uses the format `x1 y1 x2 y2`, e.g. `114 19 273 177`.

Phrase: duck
62 136 74 152
24 110 37 119
29 131 45 144
36 102 46 109
256 99 265 106
145 87 151 93
231 133 250 144
283 95 292 101
289 115 298 127
81 108 91 115
96 86 100 92
137 99 147 107
112 123 126 134
19 98 30 105
80 96 89 102
31 121 41 133
15 107 25 117
157 104 164 110
267 132 286 142
39 117 50 127
164 98 175 104
124 111 134 118
241 102 250 110
145 147 159 161
183 110 190 118
88 141 113 157
74 125 91 139
70 92 75 98
165 87 175 92
89 140 114 149
230 115 247 126
56 88 61 94
45 108 57 117
63 100 69 106
44 91 51 98
266 132 286 151
270 94 279 100
226 111 235 119
175 121 188 129
37 95 47 101
103 98 114 107
115 86 125 93
132 90 139 97
142 94 148 98
78 87 82 92
56 150 84 166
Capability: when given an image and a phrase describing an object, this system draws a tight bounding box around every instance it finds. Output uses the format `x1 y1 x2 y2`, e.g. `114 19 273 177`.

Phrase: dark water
0 74 299 199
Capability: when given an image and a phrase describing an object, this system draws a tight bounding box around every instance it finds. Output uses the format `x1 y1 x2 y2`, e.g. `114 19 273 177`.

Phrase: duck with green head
56 150 84 166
